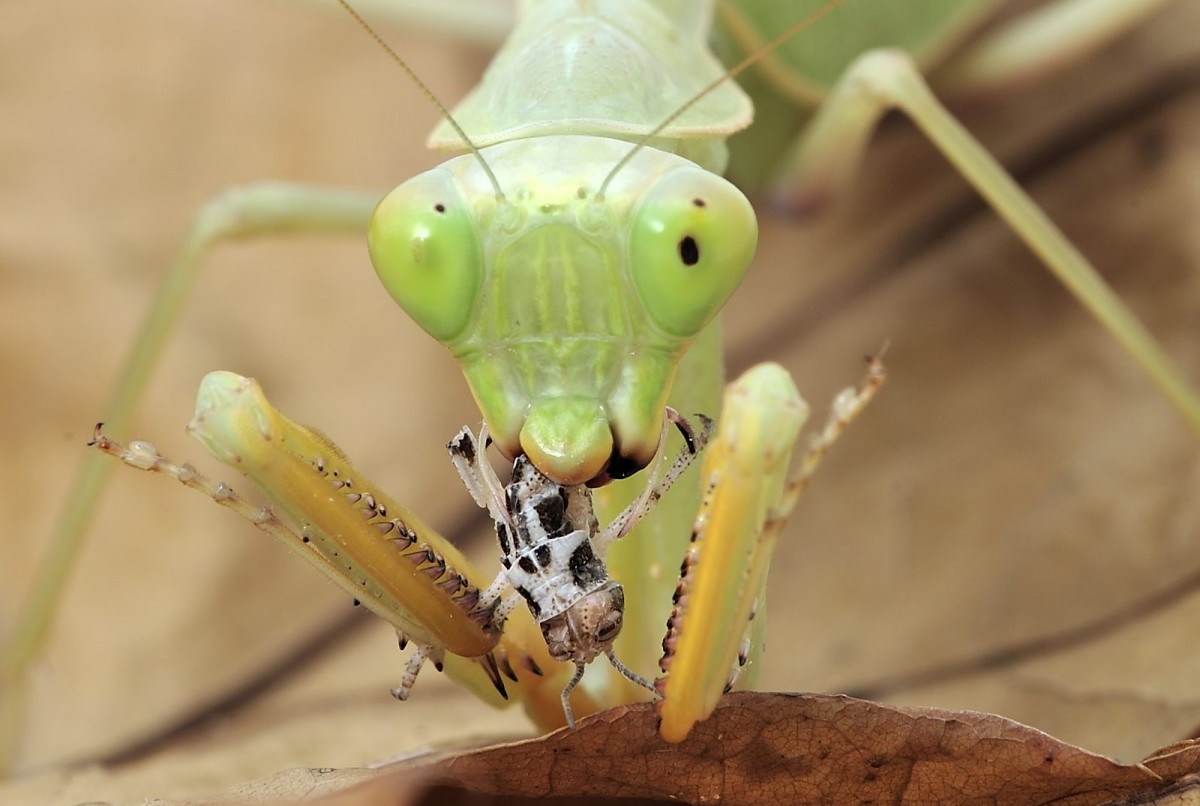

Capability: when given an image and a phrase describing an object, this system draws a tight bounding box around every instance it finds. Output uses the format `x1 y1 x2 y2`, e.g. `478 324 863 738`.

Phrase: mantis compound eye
368 170 483 343
627 166 757 339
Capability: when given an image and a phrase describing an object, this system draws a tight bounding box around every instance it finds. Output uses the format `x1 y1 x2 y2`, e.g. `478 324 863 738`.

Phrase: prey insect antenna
560 663 588 729
596 0 849 198
336 0 506 201
605 650 657 696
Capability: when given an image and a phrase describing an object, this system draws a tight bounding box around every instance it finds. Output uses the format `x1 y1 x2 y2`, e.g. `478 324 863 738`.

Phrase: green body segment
723 0 993 97
595 321 725 702
427 0 751 170
717 0 994 188
657 364 808 742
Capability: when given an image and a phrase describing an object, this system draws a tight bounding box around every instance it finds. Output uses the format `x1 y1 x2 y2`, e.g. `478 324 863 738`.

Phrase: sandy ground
2 1 1200 803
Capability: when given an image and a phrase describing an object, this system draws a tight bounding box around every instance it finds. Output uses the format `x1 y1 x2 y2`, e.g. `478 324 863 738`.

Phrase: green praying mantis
2 0 1200 777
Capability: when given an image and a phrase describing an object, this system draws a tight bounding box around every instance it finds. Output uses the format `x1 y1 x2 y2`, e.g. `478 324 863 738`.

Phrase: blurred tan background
2 0 1199 803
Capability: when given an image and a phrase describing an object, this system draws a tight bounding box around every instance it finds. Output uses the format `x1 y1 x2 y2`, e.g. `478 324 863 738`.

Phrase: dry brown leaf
184 694 1200 806
415 694 1198 805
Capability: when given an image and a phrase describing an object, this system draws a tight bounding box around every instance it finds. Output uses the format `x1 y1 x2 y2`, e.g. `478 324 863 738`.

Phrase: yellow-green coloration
369 137 756 485
368 172 482 343
426 0 751 170
657 364 808 742
628 170 757 339
189 372 499 659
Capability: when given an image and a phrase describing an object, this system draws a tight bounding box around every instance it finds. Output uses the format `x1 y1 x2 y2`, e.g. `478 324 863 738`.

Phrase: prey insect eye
628 166 757 338
368 170 483 343
595 611 622 644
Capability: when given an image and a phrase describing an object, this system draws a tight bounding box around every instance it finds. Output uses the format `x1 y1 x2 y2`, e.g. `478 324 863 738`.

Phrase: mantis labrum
2 0 1200 772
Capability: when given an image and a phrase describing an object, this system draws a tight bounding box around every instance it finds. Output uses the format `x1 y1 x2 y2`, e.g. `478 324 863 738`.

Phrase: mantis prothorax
4 0 1195 772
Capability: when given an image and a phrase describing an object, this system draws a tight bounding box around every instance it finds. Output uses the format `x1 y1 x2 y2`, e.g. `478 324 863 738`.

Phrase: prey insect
449 410 713 726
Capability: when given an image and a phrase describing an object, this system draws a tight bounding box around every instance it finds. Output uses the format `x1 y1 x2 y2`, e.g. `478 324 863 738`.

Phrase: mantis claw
657 358 884 742
90 378 523 712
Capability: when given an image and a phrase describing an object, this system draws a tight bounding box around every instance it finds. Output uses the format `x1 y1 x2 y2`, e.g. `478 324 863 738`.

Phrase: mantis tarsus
7 0 1200 782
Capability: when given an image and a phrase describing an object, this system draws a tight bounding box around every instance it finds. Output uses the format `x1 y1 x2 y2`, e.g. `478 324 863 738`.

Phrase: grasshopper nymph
448 411 714 727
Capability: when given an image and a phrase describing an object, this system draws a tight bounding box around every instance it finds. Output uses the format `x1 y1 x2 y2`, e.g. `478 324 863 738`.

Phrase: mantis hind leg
765 45 1200 439
0 183 377 775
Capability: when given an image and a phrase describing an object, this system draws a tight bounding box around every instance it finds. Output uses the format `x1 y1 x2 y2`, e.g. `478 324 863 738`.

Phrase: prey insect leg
596 411 715 552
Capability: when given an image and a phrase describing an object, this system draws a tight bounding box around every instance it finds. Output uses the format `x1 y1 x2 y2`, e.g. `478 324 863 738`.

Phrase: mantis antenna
596 0 849 199
336 0 506 201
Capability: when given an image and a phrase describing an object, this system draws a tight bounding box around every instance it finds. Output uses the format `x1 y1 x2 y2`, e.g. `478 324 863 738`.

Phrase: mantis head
367 137 756 486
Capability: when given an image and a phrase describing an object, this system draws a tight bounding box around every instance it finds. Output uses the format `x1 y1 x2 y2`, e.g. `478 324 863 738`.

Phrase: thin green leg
0 183 377 776
937 0 1176 93
780 48 1200 438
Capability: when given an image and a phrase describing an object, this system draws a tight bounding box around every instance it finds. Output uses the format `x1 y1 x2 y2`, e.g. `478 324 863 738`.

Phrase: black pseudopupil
679 235 700 266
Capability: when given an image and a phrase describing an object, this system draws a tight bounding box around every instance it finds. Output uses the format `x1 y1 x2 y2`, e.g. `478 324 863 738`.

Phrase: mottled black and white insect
447 409 712 726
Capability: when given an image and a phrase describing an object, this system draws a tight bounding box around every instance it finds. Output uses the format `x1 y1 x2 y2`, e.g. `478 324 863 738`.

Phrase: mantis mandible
2 0 1200 772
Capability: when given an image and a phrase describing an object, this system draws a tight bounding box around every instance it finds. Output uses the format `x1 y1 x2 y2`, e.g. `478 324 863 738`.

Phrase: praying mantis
3 0 1199 778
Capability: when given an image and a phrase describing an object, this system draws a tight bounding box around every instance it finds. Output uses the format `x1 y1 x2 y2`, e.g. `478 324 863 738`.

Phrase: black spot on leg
534 544 552 569
518 555 537 575
449 432 475 463
673 417 698 454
